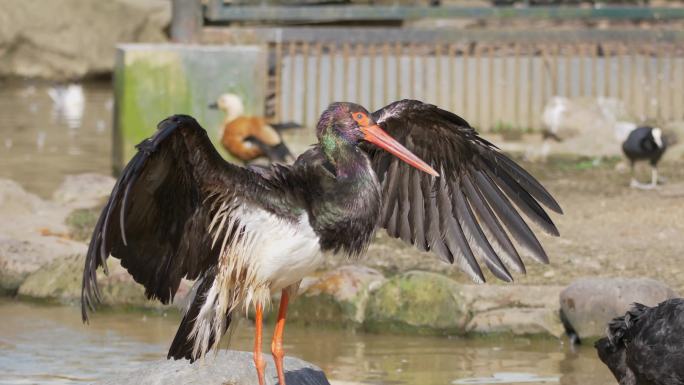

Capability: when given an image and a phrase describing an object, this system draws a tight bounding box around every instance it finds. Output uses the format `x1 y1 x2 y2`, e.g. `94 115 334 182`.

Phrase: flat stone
95 350 329 385
459 285 565 337
17 253 189 309
559 277 679 340
364 270 468 335
467 307 563 337
289 265 385 326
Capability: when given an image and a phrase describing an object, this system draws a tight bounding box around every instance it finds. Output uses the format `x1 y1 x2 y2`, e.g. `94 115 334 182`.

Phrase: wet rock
0 176 111 293
53 173 114 209
0 0 170 80
460 285 565 337
559 277 679 340
0 237 86 294
95 350 329 385
0 179 45 217
364 271 467 335
17 253 190 309
288 265 385 326
65 206 102 242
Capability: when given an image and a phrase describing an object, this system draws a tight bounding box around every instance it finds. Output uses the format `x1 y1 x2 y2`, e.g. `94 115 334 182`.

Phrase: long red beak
361 124 439 177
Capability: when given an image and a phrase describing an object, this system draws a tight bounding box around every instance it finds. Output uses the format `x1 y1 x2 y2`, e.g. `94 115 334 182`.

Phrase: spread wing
81 115 293 321
364 100 563 283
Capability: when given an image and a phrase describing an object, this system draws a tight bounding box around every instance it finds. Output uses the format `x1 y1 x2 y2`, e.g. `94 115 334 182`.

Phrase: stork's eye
356 113 363 120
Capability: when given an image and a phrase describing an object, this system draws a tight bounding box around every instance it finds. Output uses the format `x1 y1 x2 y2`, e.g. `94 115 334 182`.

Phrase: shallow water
0 299 615 385
0 80 114 198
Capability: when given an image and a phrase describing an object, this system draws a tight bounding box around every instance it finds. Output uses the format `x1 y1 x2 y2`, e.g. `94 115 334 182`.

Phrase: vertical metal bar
551 44 559 97
314 42 322 117
274 41 283 122
288 42 297 123
422 44 429 102
513 43 520 128
436 43 443 106
329 43 336 105
656 44 664 120
302 42 310 126
630 45 637 116
616 44 624 102
540 45 547 120
382 43 390 104
527 45 534 130
396 42 403 99
463 44 470 118
448 44 456 111
343 42 350 101
488 45 495 130
369 44 376 110
409 43 416 98
669 44 676 121
355 43 363 104
475 44 482 128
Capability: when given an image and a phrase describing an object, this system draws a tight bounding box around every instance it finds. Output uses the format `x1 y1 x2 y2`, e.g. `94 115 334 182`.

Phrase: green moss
364 271 468 335
65 206 102 242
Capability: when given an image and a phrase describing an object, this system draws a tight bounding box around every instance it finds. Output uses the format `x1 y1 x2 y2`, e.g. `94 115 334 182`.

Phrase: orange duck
209 93 295 164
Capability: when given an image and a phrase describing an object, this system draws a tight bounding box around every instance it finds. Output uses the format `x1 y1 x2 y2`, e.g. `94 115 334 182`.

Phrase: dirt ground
327 155 684 295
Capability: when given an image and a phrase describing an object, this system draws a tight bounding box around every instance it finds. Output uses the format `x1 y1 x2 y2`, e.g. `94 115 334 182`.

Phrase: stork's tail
168 268 236 362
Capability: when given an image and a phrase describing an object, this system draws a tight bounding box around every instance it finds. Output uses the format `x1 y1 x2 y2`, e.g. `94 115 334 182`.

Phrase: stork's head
316 102 438 177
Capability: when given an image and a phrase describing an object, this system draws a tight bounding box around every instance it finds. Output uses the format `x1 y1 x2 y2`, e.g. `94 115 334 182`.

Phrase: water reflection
0 299 615 385
0 80 113 198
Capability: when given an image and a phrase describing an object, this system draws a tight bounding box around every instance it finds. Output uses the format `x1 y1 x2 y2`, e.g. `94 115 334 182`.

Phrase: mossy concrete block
114 44 267 169
288 265 385 326
364 270 468 335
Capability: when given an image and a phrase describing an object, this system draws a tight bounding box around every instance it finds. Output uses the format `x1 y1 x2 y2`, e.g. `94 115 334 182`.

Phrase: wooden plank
205 5 684 22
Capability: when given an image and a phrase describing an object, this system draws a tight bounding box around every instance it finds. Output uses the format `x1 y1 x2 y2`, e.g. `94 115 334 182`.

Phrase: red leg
254 304 266 385
271 290 290 385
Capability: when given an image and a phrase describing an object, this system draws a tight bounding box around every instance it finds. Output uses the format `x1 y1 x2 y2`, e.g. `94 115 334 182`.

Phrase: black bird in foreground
81 100 562 385
622 126 667 189
595 298 684 385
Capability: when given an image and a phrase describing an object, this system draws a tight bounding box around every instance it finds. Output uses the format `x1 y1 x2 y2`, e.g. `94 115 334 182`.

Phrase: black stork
81 99 562 385
210 93 295 164
595 298 684 385
621 126 667 189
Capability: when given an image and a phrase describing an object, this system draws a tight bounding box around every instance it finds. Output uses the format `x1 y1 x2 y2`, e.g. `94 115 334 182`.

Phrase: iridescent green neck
319 131 365 179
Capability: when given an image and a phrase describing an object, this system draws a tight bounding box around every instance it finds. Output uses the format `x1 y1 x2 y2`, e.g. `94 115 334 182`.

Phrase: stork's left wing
363 100 562 283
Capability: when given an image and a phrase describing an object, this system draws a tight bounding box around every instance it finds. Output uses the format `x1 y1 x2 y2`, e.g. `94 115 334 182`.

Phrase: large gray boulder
461 285 565 337
0 0 170 80
559 277 679 340
364 270 468 335
0 174 115 293
95 350 329 385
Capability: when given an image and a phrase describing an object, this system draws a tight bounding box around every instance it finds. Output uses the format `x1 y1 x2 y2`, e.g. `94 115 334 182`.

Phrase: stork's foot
630 179 658 190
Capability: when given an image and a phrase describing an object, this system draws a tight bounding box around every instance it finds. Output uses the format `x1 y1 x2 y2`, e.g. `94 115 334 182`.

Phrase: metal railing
202 27 684 130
